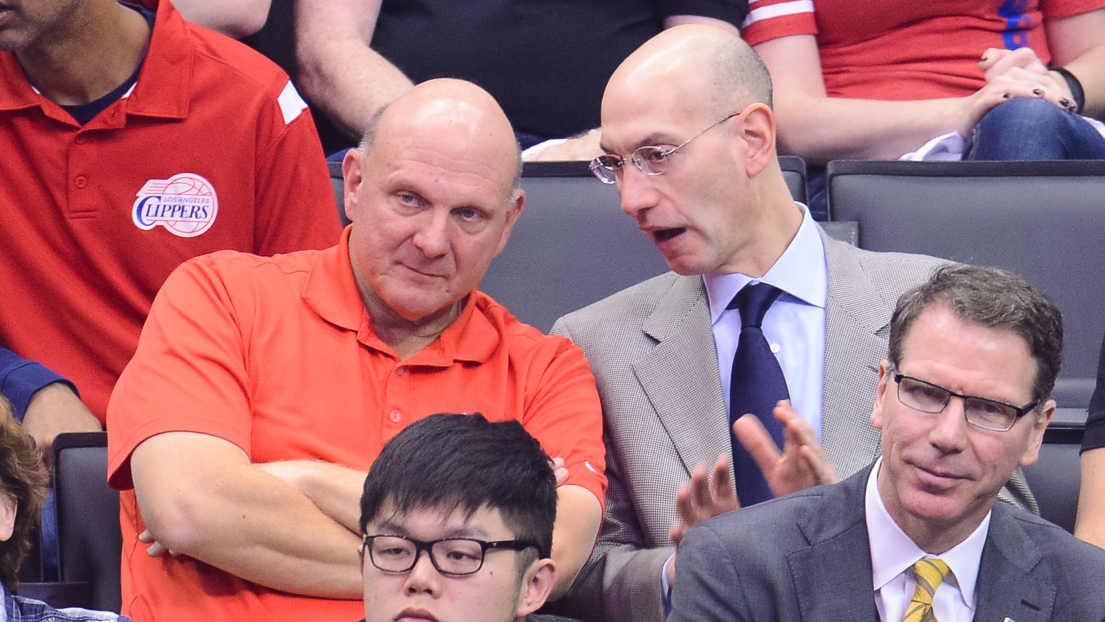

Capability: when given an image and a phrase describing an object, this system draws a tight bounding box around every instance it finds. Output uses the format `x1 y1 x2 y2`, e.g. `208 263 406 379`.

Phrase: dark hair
360 414 556 563
0 397 48 591
888 264 1063 407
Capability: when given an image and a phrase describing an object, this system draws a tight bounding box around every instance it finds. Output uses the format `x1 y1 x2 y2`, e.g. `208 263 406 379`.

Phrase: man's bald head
605 25 772 125
359 79 523 191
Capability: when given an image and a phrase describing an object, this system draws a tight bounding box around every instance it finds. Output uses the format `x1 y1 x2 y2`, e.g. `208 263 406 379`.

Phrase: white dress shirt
704 202 828 438
866 458 990 622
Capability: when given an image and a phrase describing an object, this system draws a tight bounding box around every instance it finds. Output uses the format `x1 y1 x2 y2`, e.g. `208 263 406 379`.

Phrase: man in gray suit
671 265 1105 622
549 25 1026 622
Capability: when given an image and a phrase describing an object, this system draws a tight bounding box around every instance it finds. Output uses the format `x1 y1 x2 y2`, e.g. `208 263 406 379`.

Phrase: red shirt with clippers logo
0 0 341 421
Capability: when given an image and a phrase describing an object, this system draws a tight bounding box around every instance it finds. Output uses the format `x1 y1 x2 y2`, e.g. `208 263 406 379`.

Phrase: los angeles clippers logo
132 173 218 238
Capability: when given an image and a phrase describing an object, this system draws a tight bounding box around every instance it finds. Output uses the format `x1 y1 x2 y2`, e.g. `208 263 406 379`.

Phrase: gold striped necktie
904 557 951 622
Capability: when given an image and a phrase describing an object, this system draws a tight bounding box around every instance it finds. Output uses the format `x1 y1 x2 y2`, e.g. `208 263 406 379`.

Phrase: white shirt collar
704 202 827 324
865 457 990 611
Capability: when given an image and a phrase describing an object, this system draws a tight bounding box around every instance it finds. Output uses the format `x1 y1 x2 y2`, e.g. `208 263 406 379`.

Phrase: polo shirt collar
0 0 189 123
303 227 500 365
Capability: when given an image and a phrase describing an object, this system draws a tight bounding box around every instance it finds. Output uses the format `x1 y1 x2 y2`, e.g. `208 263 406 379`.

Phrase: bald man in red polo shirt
107 79 606 622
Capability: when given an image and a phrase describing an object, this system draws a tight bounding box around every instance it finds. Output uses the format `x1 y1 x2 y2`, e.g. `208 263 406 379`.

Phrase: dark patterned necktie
728 283 788 506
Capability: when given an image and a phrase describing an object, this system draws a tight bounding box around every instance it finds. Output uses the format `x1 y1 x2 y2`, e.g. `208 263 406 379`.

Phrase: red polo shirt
107 228 606 621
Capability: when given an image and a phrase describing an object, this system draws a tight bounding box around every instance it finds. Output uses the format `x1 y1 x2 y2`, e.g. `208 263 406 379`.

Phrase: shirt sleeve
659 0 750 29
520 338 608 509
106 255 256 490
0 349 78 422
251 81 343 256
1081 334 1105 453
741 0 818 48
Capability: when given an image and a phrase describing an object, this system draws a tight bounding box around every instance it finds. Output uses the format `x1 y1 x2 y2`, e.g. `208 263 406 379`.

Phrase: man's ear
737 103 777 178
515 558 555 618
342 148 366 223
0 494 17 542
1019 399 1056 467
871 360 891 431
494 189 525 258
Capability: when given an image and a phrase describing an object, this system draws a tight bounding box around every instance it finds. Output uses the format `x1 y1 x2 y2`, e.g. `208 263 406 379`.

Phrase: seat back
1022 408 1086 533
54 432 121 613
827 160 1105 408
328 161 349 226
481 162 669 331
779 155 807 205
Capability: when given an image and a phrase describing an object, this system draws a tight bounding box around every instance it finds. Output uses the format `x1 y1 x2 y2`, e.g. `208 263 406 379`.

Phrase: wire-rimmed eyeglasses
891 371 1039 432
588 110 742 184
361 535 541 576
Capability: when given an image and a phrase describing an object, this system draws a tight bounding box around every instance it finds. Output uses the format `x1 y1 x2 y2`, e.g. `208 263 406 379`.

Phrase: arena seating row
18 158 1096 613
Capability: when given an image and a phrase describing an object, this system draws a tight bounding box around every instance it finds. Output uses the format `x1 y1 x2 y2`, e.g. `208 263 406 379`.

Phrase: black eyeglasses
361 535 541 576
892 371 1038 432
588 110 742 184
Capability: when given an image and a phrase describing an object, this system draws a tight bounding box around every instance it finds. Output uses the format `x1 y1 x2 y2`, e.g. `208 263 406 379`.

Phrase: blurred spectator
0 396 131 621
744 1 1105 216
0 0 340 458
289 0 747 156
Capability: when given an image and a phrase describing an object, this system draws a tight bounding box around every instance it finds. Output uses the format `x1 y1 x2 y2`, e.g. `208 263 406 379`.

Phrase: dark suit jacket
551 229 1034 622
670 466 1105 622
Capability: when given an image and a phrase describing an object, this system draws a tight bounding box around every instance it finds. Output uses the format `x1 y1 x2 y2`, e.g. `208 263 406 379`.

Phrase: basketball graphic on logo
132 173 219 238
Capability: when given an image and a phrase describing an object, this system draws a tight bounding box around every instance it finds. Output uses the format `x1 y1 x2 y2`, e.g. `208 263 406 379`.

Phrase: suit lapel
821 232 892 478
788 471 880 621
632 276 731 477
973 505 1055 622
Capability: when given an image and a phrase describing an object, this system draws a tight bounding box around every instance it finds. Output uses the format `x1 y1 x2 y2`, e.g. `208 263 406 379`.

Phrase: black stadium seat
1022 408 1087 533
827 159 1105 409
53 432 122 613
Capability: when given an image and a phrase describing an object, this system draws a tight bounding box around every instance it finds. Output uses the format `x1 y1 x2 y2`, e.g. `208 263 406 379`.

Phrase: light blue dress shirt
703 203 828 439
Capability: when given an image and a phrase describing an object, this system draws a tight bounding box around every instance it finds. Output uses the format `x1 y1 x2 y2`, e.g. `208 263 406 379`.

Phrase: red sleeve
521 338 608 510
252 81 342 256
742 0 818 47
107 254 256 491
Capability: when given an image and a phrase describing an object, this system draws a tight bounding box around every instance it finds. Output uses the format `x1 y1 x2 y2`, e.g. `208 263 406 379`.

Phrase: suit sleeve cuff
661 552 676 617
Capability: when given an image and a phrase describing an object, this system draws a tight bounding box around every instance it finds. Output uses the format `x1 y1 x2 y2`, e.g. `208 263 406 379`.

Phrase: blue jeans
967 98 1105 160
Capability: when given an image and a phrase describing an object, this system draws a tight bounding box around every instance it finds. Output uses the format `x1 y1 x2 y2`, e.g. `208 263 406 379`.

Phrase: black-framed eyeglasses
361 535 542 576
891 371 1038 432
588 110 742 184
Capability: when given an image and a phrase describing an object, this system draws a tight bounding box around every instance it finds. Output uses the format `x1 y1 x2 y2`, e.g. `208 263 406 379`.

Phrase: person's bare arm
22 383 102 468
131 432 362 598
172 0 272 38
295 0 413 139
754 35 1071 164
1045 8 1105 119
548 484 602 600
1076 447 1105 548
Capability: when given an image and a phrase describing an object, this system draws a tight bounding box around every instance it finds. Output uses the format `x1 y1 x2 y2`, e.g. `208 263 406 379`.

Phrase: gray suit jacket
670 466 1105 622
550 231 1034 622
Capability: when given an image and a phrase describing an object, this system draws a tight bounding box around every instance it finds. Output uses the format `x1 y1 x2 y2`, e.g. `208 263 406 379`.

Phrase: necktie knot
728 283 783 329
904 557 951 622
